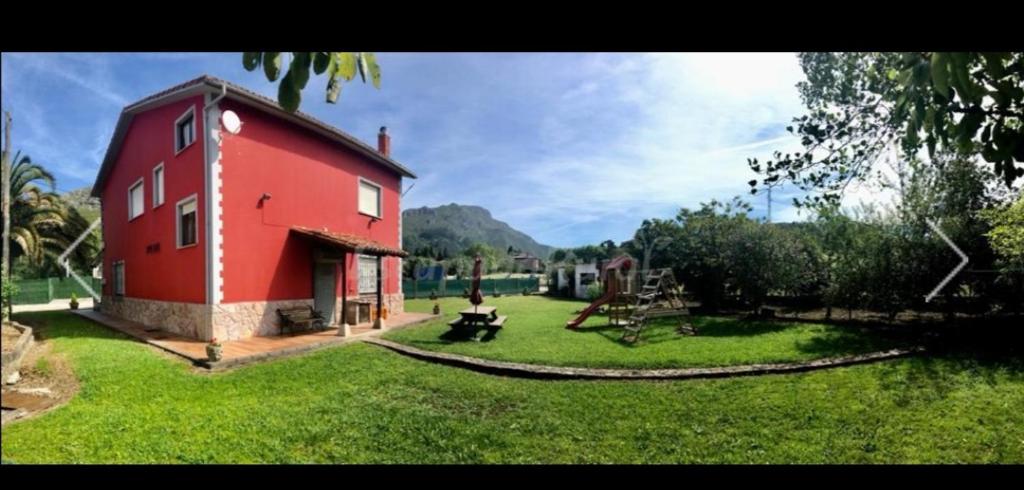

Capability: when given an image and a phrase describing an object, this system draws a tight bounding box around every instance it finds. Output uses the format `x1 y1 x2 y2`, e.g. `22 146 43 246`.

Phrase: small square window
358 178 382 218
175 108 196 153
177 196 198 248
128 179 144 220
153 164 164 207
113 261 125 296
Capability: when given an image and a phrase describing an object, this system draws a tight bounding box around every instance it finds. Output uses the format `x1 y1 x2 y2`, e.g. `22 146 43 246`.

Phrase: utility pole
767 186 772 223
2 111 12 322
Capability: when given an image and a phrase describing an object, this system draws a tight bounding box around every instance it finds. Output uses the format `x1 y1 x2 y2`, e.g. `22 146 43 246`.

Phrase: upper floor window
358 178 382 218
128 178 144 220
152 163 165 207
177 194 198 248
175 107 196 154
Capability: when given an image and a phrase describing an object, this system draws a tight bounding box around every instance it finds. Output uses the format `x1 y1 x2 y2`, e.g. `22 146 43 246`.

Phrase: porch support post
338 252 351 336
374 255 385 329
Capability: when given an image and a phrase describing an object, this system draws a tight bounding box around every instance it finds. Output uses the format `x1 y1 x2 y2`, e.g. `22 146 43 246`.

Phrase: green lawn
386 296 908 369
2 310 1023 463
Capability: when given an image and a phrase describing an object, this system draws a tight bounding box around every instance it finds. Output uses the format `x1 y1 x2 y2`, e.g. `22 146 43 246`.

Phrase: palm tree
3 151 71 273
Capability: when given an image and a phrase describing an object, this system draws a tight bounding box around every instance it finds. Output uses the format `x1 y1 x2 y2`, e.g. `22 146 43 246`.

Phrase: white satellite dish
221 110 242 135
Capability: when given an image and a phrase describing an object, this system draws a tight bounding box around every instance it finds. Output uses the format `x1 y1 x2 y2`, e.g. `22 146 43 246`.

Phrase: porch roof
290 226 408 257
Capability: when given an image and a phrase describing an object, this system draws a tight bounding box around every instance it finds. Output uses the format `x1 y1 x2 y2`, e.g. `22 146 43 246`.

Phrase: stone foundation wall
210 299 315 340
101 293 406 342
101 295 211 340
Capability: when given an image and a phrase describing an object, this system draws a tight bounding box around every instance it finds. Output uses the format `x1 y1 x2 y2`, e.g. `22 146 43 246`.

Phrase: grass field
2 307 1023 463
386 296 908 368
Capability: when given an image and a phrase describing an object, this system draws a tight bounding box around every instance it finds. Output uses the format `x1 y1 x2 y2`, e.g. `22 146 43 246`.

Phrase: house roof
91 75 416 198
290 226 408 257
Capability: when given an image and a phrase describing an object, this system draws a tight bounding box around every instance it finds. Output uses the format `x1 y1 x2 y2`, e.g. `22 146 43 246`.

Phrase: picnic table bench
276 306 326 334
448 306 507 331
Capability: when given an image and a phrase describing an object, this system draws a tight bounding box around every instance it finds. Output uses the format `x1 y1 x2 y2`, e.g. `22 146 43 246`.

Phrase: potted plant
69 292 79 310
432 300 441 315
206 337 223 362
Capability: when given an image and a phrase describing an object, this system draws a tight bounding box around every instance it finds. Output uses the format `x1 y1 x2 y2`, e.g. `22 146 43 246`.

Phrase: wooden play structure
621 268 696 343
565 256 695 343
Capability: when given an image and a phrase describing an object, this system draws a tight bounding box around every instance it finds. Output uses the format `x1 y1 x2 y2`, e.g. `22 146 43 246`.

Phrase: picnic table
448 306 507 332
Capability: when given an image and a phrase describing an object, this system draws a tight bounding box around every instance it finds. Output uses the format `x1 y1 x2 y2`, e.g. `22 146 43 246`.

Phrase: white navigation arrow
57 218 103 301
924 219 969 303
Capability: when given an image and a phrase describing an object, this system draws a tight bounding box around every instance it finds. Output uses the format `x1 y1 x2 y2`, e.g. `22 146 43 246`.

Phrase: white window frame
112 260 125 296
176 193 199 249
127 177 145 221
357 254 379 294
357 177 383 219
174 106 197 155
152 162 165 208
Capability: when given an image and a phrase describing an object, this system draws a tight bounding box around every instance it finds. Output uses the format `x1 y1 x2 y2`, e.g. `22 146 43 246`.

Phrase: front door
313 262 337 324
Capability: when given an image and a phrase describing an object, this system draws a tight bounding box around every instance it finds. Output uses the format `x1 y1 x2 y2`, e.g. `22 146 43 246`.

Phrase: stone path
364 338 926 380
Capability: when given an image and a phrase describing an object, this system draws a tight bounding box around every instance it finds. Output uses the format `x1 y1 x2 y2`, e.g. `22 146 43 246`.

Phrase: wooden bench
486 315 508 329
276 306 326 334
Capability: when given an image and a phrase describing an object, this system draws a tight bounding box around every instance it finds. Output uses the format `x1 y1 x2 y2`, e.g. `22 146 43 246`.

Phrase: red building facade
93 76 415 341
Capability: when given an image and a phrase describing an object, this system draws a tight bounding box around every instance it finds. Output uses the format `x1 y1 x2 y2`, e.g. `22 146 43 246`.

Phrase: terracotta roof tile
291 226 407 257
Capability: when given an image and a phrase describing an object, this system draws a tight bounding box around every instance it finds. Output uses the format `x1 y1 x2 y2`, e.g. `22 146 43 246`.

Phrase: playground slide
565 288 617 329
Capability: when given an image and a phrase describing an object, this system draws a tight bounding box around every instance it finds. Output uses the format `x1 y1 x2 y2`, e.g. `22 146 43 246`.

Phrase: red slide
565 255 632 329
565 282 619 329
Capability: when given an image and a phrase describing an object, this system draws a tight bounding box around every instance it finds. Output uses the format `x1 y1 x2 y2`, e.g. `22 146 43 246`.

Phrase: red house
91 75 415 341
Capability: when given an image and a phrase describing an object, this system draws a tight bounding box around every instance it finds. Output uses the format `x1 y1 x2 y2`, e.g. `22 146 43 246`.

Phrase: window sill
128 213 144 222
359 211 382 221
153 202 164 210
177 242 199 250
174 140 196 157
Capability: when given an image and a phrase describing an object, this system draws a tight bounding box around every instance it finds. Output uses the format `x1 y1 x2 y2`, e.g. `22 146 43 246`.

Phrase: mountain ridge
402 203 553 259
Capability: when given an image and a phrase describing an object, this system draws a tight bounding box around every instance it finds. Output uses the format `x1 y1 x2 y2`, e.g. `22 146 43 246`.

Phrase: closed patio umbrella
470 255 484 312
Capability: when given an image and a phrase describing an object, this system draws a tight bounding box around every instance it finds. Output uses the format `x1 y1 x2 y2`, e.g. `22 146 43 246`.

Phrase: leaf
313 52 330 75
263 52 282 82
335 53 357 81
326 74 342 104
930 52 950 99
278 71 301 113
357 52 368 83
290 52 312 90
364 53 381 89
242 52 261 71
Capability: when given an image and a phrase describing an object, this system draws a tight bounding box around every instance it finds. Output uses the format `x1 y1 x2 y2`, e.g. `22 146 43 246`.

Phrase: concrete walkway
73 309 438 370
13 298 94 313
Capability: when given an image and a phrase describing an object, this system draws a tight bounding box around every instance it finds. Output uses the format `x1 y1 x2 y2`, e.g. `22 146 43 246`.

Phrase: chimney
377 126 390 157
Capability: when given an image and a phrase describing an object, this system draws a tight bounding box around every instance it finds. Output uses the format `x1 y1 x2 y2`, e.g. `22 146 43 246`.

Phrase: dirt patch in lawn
1 331 80 426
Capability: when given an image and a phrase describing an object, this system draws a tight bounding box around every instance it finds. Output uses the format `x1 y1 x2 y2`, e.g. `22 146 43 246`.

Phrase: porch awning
291 226 408 257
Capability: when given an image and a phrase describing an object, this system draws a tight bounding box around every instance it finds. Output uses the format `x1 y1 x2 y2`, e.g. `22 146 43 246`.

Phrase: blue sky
2 52 826 248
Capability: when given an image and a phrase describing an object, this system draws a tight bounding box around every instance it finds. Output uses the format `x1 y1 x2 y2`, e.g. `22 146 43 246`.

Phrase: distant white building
574 262 599 299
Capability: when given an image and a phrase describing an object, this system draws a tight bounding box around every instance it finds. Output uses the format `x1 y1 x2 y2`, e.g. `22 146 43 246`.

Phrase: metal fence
403 277 540 299
11 277 102 305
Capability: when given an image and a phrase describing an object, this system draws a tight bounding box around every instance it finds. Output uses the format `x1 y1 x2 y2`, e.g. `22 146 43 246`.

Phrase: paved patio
72 309 438 369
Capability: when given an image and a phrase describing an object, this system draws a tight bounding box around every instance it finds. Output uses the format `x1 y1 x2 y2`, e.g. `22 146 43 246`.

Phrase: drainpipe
205 82 227 111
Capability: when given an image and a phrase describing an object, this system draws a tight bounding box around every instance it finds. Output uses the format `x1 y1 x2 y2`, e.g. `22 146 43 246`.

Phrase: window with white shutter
358 178 382 218
128 179 144 220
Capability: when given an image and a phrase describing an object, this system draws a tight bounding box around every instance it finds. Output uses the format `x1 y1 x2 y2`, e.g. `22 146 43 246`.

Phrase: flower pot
432 304 441 315
69 301 79 310
206 344 223 362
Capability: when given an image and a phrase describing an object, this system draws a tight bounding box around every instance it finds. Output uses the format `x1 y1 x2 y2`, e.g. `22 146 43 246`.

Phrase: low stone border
2 322 35 383
364 338 926 380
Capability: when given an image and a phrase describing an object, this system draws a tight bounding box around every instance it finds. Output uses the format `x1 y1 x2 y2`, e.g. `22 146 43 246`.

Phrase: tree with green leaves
748 52 1024 207
242 52 381 113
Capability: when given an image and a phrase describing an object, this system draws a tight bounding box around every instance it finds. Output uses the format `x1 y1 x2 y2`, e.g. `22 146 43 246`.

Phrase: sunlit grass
2 309 1022 463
